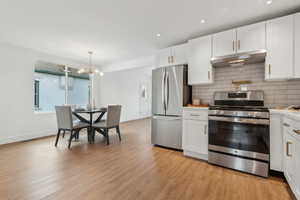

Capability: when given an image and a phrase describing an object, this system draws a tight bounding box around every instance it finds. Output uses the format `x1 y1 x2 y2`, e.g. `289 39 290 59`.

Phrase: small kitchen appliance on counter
208 90 270 177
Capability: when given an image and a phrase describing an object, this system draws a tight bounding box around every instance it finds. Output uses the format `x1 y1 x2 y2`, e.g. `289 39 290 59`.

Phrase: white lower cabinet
283 130 295 186
270 113 283 172
295 140 300 199
282 117 300 199
182 108 208 160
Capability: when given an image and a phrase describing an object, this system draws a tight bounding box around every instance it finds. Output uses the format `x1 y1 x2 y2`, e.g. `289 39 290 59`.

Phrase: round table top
73 107 107 114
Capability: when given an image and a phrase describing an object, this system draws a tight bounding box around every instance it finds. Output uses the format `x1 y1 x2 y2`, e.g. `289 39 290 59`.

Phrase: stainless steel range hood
211 50 266 67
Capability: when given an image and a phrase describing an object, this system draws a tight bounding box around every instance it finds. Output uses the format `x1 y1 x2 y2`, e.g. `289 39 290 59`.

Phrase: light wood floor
0 119 294 200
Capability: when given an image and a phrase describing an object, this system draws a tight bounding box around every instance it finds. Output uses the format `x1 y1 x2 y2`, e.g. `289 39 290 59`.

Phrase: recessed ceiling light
201 19 206 23
266 0 272 5
156 33 161 37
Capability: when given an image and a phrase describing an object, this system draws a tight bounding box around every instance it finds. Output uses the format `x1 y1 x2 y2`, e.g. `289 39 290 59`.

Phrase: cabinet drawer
183 109 208 121
283 117 300 141
283 117 293 131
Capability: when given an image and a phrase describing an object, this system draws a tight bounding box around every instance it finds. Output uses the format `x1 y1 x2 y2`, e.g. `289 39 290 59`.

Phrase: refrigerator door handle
165 71 170 110
161 70 166 111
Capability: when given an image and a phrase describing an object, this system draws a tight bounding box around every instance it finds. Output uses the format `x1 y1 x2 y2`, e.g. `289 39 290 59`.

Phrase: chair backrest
69 105 78 121
106 105 122 128
55 106 73 130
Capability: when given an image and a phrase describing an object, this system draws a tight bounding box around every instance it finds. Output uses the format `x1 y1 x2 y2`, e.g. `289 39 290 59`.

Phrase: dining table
72 107 107 142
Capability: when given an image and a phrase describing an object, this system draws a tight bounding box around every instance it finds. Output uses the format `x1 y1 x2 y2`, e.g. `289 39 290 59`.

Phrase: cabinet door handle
208 71 210 80
268 64 271 76
204 124 207 135
232 41 235 51
286 141 292 157
283 123 290 127
190 114 200 117
293 129 300 135
238 40 240 50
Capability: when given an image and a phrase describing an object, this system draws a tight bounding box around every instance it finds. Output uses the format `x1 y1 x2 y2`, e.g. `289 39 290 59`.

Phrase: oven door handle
208 116 269 125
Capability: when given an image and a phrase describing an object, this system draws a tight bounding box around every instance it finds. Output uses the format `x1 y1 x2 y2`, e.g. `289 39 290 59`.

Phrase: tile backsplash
192 63 300 108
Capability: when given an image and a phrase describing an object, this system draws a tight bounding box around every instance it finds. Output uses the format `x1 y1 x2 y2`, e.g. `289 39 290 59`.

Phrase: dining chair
92 105 122 145
55 106 89 149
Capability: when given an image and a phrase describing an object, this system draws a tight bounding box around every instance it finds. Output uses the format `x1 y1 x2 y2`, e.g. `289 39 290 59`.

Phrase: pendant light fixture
78 51 103 76
77 51 103 109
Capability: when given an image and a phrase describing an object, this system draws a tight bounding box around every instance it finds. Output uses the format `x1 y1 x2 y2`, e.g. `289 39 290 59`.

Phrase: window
66 67 90 107
34 61 90 112
34 80 40 110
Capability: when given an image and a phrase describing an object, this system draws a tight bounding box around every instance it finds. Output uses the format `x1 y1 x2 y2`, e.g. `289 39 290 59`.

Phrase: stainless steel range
208 90 270 177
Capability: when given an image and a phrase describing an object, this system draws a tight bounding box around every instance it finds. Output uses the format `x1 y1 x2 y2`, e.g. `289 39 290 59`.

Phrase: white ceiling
0 0 299 68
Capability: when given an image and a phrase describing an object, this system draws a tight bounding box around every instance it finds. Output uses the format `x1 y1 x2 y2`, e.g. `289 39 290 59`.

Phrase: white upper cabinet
236 22 266 53
294 13 300 78
156 44 187 67
213 23 266 57
188 35 213 85
172 43 188 65
265 15 294 80
156 12 300 82
212 29 236 57
156 48 172 67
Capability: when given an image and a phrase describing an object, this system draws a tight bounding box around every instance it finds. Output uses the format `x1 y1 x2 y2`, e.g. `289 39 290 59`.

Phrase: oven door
208 116 269 161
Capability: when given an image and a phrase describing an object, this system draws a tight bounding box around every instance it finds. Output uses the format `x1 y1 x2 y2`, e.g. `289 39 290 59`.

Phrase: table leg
73 112 90 124
94 112 106 123
90 113 93 142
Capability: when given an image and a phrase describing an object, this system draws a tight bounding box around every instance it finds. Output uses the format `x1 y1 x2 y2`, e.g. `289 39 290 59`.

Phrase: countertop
270 109 300 122
182 107 300 121
183 106 209 110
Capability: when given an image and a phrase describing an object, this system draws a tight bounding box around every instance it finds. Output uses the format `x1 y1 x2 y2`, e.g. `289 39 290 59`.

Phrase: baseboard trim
0 117 151 146
120 116 151 124
285 173 300 200
0 129 56 145
184 150 208 161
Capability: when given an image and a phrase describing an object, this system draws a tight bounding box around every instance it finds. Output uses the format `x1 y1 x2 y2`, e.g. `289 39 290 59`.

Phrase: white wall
98 66 153 122
0 43 84 145
0 42 152 144
101 55 155 72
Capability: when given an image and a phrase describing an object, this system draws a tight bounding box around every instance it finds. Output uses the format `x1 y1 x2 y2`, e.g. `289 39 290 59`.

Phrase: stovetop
209 105 269 112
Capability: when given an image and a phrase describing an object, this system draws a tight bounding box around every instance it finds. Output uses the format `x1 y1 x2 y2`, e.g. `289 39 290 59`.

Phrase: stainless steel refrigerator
151 65 191 150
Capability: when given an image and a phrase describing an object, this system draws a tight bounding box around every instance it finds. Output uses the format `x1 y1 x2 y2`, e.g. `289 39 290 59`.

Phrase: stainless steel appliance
151 65 190 150
208 90 270 177
211 49 266 67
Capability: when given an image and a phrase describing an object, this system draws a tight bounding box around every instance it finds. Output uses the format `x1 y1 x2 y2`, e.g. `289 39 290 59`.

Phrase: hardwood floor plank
0 119 293 200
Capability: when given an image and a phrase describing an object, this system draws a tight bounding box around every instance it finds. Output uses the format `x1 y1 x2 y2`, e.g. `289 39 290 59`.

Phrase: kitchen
2 1 300 199
151 12 300 199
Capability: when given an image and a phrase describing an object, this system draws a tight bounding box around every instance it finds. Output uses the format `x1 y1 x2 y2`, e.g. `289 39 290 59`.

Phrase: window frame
34 79 40 110
34 65 91 113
